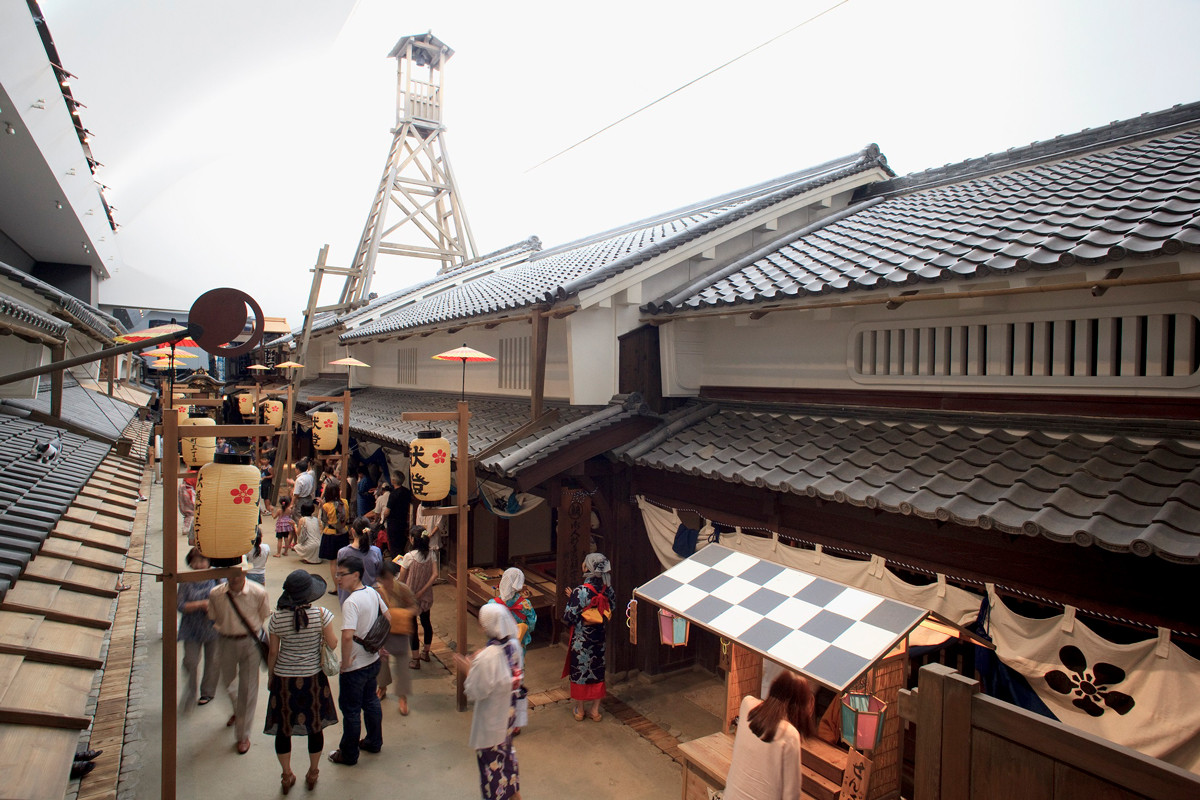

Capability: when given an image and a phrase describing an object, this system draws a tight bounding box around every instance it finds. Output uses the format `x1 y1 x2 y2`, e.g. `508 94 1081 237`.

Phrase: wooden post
162 408 179 800
50 343 65 418
555 487 591 635
913 663 978 800
106 356 115 396
530 310 548 420
340 391 351 501
455 400 470 712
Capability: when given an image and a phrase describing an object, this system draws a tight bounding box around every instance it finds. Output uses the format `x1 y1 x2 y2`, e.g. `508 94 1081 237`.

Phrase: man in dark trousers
329 554 383 766
382 471 413 557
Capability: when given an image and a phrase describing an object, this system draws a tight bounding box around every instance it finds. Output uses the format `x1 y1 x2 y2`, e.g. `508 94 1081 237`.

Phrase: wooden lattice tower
296 33 478 367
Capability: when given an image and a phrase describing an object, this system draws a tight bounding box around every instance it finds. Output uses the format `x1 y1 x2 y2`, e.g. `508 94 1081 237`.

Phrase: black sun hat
279 570 327 607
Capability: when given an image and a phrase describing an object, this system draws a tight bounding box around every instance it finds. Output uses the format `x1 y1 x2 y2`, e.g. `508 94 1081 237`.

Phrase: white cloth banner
635 496 981 646
478 480 545 519
987 586 1200 774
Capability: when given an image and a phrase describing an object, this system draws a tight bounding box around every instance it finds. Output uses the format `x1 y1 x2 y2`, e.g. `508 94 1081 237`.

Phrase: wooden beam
0 707 92 729
0 643 102 670
530 310 549 420
49 343 65 418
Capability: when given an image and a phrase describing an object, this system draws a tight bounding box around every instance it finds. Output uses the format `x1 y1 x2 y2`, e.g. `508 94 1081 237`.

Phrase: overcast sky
37 0 1200 322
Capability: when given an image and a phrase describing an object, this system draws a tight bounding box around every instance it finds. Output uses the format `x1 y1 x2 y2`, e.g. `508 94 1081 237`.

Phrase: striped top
268 606 334 677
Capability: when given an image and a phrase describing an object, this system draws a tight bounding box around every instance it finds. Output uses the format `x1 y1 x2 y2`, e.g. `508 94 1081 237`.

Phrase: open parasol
433 343 496 400
329 357 370 368
246 364 270 371
275 360 304 369
142 347 197 359
116 324 199 348
150 357 189 369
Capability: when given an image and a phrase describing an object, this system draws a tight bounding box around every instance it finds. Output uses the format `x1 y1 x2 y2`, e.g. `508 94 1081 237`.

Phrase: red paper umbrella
433 343 495 399
115 324 200 348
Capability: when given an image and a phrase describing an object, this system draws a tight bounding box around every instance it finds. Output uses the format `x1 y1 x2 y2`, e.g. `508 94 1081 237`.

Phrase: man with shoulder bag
207 564 271 754
329 554 386 765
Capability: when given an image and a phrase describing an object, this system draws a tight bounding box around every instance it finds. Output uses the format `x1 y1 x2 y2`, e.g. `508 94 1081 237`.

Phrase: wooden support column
162 407 179 800
106 356 115 396
50 343 65 418
554 486 592 640
530 310 549 420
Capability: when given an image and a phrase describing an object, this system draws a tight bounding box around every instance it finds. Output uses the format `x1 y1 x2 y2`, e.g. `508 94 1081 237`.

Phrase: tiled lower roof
308 388 598 455
618 401 1200 564
294 377 349 406
0 260 122 340
0 291 70 338
3 374 140 442
651 105 1200 313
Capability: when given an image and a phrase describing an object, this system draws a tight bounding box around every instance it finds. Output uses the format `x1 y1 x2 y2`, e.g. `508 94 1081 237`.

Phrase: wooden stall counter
455 567 556 619
678 731 849 800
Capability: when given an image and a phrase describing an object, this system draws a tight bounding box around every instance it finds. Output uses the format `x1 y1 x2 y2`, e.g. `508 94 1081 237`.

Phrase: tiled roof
342 147 890 341
483 393 659 476
0 291 70 338
309 388 598 455
0 417 110 598
3 375 140 442
619 401 1200 564
294 377 349 406
0 260 123 339
650 103 1200 313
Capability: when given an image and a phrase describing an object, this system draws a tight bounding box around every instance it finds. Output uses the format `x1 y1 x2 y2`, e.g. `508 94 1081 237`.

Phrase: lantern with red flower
313 411 338 450
193 452 260 566
409 429 450 502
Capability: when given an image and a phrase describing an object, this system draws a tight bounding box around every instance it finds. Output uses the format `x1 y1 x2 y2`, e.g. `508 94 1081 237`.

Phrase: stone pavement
80 476 731 799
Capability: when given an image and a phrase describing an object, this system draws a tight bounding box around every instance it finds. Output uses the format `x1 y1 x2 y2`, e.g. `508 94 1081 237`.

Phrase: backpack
334 501 348 535
352 591 391 654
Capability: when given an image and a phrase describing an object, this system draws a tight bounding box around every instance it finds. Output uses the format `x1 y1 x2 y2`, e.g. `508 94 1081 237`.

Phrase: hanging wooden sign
840 748 873 800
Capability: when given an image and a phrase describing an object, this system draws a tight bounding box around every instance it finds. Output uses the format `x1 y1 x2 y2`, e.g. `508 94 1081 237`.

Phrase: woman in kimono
456 603 523 799
561 553 615 722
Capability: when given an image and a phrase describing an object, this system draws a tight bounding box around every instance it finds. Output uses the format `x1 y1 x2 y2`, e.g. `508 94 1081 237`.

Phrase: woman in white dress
724 671 816 800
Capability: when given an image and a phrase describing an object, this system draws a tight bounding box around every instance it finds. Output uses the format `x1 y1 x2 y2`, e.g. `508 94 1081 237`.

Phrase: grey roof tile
0 261 121 339
3 375 139 441
622 400 1200 564
649 104 1200 314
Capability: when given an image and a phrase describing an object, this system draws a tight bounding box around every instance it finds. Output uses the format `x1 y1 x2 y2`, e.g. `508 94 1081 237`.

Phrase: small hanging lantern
236 393 254 417
409 429 450 503
179 414 216 467
263 399 283 428
658 609 690 647
840 692 888 751
313 411 339 451
193 452 259 566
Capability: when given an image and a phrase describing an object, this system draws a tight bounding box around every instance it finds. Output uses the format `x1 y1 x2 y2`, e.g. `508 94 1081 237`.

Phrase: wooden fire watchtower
296 33 479 369
338 32 479 308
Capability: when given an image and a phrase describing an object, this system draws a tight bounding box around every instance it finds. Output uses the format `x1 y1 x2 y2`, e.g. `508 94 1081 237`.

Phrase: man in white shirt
206 567 271 754
328 554 383 766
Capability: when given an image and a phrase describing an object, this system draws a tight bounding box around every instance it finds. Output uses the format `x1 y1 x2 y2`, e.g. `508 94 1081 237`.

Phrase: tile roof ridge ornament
619 401 720 461
861 101 1200 199
644 196 887 314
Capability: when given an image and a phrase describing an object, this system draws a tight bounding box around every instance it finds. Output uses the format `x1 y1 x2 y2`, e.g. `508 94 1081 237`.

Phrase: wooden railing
899 663 1200 800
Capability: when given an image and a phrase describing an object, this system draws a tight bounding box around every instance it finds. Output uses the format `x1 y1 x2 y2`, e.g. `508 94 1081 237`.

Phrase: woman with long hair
244 530 269 585
723 671 816 800
264 570 339 793
335 517 383 602
398 525 438 668
318 482 351 593
374 560 418 715
561 553 615 722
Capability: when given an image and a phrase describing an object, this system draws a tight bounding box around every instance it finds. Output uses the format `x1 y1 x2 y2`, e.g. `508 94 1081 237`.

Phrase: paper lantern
409 430 450 502
173 404 189 424
263 400 283 428
658 609 689 646
193 452 260 566
236 393 254 416
313 411 339 451
841 693 888 751
179 415 216 467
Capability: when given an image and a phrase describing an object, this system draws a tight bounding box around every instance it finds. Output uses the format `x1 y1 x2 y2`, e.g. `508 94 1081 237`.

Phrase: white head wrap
479 602 516 641
498 567 525 602
583 552 611 587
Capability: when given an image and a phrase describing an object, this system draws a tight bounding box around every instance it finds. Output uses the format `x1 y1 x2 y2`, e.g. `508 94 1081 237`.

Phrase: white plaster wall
662 259 1200 397
0 339 45 398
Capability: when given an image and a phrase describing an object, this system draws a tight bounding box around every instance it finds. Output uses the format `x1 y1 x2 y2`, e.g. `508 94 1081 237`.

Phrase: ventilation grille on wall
499 336 530 390
396 347 417 385
852 310 1200 384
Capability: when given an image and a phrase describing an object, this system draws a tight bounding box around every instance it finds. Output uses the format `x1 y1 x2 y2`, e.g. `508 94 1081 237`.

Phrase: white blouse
723 695 803 800
463 642 515 750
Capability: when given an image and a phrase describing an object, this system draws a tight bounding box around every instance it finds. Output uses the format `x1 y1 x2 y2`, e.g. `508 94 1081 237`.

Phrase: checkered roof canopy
635 545 927 691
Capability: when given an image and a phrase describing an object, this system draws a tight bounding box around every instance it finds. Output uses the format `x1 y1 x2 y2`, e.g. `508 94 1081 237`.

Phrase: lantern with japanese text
193 452 259 566
179 414 215 467
313 411 338 451
262 400 283 428
236 393 254 417
409 430 450 502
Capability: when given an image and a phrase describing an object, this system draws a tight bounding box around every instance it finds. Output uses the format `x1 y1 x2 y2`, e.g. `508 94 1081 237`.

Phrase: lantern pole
162 410 179 800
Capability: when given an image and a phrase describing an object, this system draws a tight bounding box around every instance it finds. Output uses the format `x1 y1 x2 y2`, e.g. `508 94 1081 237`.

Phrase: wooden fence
899 663 1200 800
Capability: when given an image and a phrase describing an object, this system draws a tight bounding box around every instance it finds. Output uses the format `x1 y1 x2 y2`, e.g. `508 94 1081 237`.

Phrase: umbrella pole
460 358 466 400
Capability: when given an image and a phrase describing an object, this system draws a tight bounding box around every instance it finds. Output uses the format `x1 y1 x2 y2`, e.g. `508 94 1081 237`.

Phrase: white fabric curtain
986 586 1200 774
478 480 545 519
635 495 981 646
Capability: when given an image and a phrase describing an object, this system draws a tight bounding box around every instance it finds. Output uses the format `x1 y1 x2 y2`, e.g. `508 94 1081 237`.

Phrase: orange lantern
179 415 215 467
193 452 259 566
409 430 450 502
313 411 338 451
236 393 254 417
263 400 283 428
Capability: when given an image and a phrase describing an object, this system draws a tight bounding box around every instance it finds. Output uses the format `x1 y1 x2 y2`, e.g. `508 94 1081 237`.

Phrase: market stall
634 544 988 800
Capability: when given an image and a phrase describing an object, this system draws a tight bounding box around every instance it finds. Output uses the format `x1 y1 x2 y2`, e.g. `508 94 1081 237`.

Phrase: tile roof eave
0 292 71 339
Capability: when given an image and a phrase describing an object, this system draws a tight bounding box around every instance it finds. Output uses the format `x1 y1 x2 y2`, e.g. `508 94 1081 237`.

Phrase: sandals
420 646 431 662
197 696 212 706
281 772 296 795
398 697 409 716
409 658 420 670
573 707 585 722
305 768 319 790
590 710 603 722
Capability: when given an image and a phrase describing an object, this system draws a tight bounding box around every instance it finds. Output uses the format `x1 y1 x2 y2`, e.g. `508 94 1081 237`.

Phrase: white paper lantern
313 411 338 451
179 415 216 467
236 393 254 416
263 400 283 428
410 430 450 502
194 452 260 565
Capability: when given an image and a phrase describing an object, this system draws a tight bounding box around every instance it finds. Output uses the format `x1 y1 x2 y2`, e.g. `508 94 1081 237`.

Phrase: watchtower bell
391 32 452 130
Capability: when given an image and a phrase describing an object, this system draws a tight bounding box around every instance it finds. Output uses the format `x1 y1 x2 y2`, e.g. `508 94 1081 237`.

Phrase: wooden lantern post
309 390 353 501
401 401 471 710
